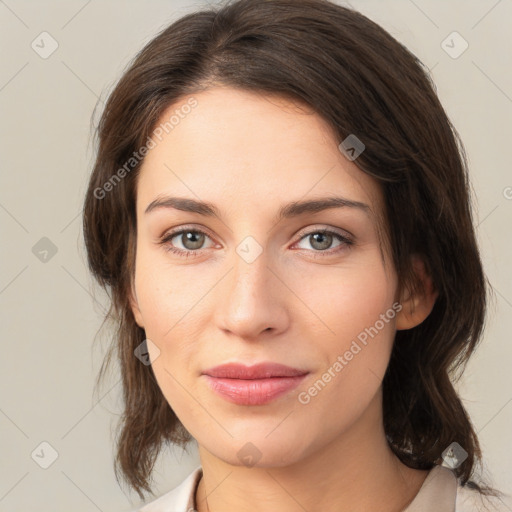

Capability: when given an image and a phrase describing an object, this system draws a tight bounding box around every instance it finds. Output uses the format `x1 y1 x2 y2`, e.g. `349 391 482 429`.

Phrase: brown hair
82 0 500 500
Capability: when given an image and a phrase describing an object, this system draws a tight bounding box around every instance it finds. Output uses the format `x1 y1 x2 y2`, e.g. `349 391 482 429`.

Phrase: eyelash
158 225 354 259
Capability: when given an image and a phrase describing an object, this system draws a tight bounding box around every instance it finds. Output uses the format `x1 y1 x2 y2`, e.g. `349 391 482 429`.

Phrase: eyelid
293 224 354 244
159 223 355 256
160 224 217 243
160 224 218 248
160 224 352 243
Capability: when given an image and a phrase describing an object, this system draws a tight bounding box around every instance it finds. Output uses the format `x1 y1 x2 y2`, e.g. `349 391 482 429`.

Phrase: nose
213 245 289 341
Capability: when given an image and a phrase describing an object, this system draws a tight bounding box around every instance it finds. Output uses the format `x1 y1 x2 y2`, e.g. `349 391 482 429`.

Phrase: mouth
201 362 309 405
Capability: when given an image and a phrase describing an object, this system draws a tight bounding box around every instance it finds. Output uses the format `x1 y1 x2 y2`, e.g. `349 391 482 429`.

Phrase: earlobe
129 284 145 328
395 255 438 331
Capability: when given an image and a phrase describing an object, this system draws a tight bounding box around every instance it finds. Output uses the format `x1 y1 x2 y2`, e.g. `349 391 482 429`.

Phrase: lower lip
203 374 308 405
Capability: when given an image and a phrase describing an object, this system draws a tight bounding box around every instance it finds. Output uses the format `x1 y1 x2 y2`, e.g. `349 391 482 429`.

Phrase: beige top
139 464 511 512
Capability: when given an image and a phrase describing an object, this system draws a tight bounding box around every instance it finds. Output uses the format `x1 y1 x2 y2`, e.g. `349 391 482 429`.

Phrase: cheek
297 259 397 405
133 249 209 383
134 251 196 337
300 257 396 343
133 258 200 422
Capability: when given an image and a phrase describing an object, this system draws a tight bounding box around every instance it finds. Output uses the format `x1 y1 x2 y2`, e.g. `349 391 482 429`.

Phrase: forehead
136 86 383 220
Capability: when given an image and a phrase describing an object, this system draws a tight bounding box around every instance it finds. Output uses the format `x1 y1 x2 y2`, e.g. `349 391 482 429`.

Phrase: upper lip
202 362 309 379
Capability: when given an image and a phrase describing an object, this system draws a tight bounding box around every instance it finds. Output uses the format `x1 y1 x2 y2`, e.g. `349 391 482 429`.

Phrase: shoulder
456 482 512 512
138 466 202 512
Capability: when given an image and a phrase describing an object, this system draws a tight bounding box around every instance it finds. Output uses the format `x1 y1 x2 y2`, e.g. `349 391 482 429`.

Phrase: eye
158 226 354 259
292 228 354 257
159 227 216 258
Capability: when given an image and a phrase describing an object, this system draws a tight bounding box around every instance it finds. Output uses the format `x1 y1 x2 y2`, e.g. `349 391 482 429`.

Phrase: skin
130 86 438 512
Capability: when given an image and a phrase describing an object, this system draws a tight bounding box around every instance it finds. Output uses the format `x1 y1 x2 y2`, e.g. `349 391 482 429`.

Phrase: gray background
1 1 511 511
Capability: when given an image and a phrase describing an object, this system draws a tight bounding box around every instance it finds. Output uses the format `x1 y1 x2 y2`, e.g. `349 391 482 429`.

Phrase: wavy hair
82 0 499 500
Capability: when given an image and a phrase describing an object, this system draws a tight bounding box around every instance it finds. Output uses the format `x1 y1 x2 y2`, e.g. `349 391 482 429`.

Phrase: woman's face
130 86 402 467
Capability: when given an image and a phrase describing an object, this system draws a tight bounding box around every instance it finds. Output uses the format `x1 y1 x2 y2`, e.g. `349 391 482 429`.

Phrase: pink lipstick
202 362 309 405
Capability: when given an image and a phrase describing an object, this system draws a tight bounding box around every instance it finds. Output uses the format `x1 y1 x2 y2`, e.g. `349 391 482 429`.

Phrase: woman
82 0 509 510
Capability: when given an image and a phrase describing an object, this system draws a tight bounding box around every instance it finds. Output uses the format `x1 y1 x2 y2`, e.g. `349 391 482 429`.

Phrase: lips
202 362 309 405
202 362 309 379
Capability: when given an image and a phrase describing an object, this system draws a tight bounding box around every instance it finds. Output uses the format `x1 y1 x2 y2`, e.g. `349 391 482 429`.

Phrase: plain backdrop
1 1 511 511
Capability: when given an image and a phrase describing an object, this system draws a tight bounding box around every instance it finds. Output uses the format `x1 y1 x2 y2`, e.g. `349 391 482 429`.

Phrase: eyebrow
144 195 371 222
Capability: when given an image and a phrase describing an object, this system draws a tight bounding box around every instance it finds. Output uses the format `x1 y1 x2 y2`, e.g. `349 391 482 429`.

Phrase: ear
129 281 145 329
395 255 438 330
